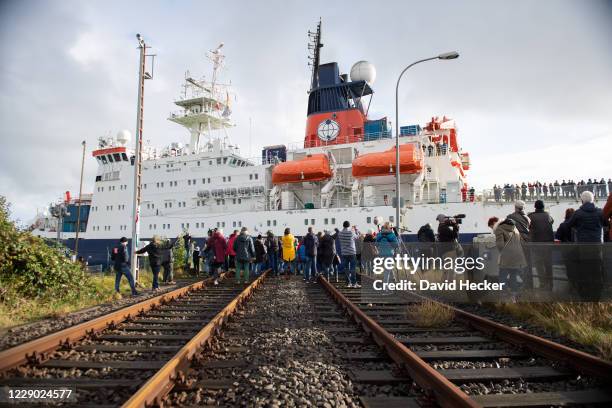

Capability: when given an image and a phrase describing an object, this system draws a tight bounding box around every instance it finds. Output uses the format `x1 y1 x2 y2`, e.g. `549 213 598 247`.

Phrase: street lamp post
74 140 86 259
130 34 152 283
394 51 459 233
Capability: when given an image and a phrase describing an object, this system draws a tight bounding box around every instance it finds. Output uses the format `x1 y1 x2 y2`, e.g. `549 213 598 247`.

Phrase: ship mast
168 43 233 154
308 19 323 92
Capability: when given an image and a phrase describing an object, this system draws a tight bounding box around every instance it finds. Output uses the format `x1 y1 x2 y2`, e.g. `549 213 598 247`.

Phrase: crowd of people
111 220 401 295
486 191 612 301
493 178 612 202
110 192 612 301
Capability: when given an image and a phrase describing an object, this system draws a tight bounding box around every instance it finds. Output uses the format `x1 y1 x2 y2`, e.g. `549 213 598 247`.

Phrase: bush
0 196 91 299
173 235 186 271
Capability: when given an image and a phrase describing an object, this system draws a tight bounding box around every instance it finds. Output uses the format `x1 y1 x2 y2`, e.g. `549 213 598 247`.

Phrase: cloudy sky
1 0 611 223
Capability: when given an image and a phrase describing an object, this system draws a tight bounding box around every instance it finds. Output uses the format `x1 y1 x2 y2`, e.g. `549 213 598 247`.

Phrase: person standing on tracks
281 227 298 278
135 235 171 291
375 222 399 285
160 239 175 285
528 200 555 291
208 228 227 285
495 218 527 300
507 200 532 287
303 227 318 283
253 234 267 277
233 227 255 284
226 229 239 271
192 246 201 276
565 191 608 300
339 221 360 288
265 230 280 276
319 229 337 281
361 229 378 276
112 237 138 296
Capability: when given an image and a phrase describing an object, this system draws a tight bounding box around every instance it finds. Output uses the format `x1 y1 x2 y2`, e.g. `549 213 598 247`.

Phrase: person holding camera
436 214 463 261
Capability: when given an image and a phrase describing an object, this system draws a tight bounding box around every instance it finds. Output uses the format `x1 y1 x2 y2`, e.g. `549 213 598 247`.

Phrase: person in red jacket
226 229 239 270
206 229 227 285
603 193 612 242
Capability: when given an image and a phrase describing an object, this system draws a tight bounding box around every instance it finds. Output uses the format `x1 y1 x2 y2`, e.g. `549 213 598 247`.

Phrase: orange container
352 144 423 178
272 153 333 184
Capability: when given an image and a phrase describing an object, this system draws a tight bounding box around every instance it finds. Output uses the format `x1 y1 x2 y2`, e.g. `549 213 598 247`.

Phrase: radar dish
350 61 376 85
116 130 132 145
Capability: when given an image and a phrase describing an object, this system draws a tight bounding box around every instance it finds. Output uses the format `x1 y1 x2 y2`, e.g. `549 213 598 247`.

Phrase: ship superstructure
31 22 572 264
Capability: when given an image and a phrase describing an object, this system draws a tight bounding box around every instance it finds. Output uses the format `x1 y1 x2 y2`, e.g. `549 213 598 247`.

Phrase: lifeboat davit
352 144 423 178
272 153 332 184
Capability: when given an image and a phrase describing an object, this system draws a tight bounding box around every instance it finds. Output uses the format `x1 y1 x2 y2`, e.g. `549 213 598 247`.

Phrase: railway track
0 271 269 407
318 276 612 408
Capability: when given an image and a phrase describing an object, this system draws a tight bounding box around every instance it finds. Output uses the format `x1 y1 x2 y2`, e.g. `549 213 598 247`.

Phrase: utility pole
130 34 154 282
74 140 86 258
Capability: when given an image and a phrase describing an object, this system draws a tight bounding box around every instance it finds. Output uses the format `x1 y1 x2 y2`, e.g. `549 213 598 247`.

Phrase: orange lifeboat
272 153 332 184
352 144 423 178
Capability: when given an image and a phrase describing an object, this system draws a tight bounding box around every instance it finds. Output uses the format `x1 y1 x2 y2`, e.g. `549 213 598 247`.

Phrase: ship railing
483 183 611 204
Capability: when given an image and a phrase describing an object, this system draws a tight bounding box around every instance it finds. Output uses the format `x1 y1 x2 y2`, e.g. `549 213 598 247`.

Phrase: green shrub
173 235 186 271
0 196 92 299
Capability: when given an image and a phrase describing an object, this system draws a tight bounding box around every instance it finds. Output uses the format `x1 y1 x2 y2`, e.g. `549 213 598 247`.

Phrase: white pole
130 34 147 282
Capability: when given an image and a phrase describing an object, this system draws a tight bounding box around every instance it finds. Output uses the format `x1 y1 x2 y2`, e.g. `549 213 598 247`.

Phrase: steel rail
0 274 225 373
360 274 612 382
122 270 270 408
319 276 479 408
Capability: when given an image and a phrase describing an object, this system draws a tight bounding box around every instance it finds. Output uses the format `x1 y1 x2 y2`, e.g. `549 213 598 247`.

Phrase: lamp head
438 51 459 60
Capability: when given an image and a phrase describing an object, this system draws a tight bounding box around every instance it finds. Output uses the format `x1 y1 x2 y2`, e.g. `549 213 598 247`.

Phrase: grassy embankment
394 266 612 359
495 302 612 360
0 195 191 332
0 271 159 330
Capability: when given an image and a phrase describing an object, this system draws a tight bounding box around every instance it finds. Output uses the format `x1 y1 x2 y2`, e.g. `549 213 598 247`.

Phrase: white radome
116 129 132 145
350 61 376 85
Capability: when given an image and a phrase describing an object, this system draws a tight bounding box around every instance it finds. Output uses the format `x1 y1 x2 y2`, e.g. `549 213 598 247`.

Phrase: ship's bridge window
100 156 108 164
107 155 114 163
223 157 228 164
249 174 253 180
222 177 226 182
121 153 128 161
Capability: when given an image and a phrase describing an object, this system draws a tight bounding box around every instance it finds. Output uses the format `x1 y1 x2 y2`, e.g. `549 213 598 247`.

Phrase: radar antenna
307 19 323 92
206 42 225 98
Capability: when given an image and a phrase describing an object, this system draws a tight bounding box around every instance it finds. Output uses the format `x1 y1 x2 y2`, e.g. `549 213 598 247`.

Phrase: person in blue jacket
375 222 399 284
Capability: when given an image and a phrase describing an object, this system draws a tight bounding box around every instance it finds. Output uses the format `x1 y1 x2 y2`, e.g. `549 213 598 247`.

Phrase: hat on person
515 200 525 210
120 237 128 243
534 200 544 210
240 227 249 234
436 214 446 222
